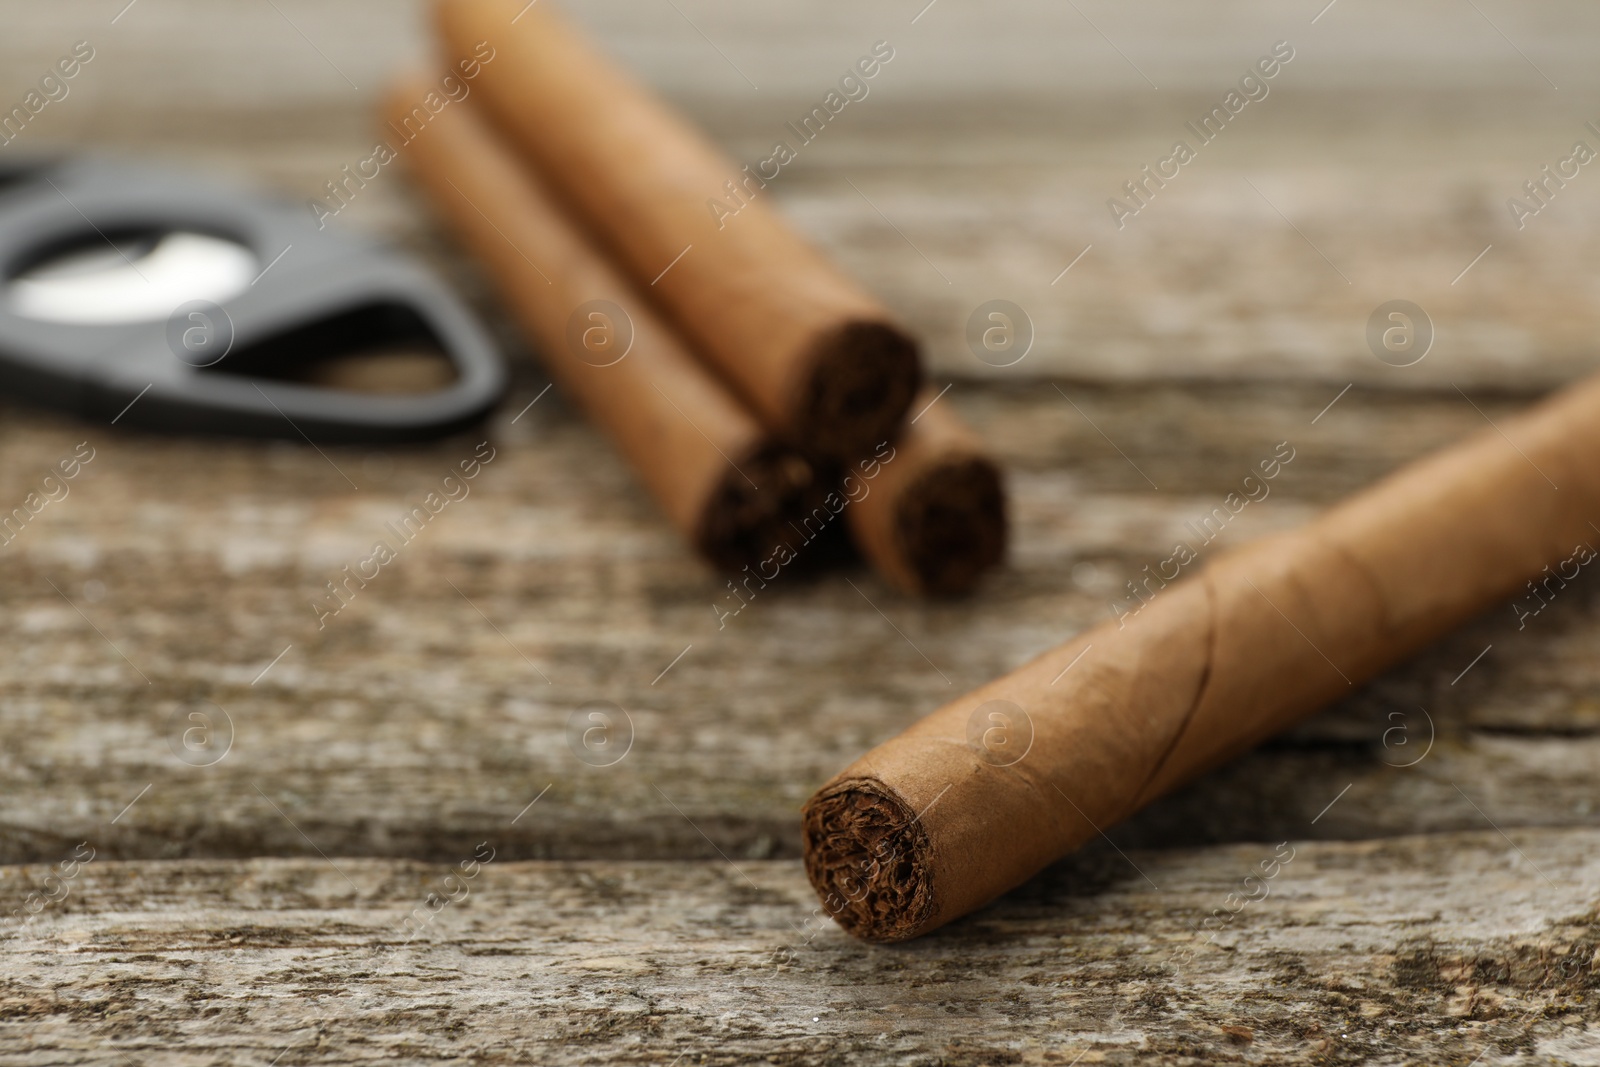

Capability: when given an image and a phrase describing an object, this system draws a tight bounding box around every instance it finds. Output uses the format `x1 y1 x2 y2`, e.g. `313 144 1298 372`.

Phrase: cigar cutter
0 155 505 441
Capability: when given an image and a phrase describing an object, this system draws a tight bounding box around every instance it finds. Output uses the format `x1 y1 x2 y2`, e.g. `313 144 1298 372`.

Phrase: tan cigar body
435 0 921 460
805 373 1600 941
846 393 1007 596
387 80 823 570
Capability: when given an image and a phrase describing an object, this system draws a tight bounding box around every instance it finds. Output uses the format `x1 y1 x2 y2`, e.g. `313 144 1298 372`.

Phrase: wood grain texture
2 1 1599 1062
7 2 1600 384
1 834 1596 1065
1 381 1598 870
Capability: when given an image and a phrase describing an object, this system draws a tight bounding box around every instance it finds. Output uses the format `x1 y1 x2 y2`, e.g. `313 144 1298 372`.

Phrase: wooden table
2 2 1597 1063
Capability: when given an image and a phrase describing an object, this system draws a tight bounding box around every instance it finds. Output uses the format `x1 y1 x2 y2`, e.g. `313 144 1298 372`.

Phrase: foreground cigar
805 374 1600 941
847 392 1007 596
387 80 825 570
436 0 922 460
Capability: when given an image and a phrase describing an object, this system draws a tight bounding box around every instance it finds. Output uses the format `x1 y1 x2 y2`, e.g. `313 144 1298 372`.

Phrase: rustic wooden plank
2 381 1598 867
6 1 1600 385
1 832 1595 1064
3 3 1600 1061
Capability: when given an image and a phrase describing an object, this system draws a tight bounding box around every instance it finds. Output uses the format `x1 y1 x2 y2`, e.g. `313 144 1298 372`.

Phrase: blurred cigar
847 391 1006 596
435 0 922 461
805 372 1600 941
386 78 826 571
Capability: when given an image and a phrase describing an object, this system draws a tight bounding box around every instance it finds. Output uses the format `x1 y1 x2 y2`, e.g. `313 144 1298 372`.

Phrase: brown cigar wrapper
435 0 922 459
805 373 1600 941
386 80 825 571
846 393 1007 596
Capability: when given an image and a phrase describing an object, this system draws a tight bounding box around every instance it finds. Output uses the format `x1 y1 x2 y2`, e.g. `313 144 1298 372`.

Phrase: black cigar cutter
0 156 505 441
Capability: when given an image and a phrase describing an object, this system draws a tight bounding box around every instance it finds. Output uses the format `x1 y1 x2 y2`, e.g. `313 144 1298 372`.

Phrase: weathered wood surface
2 832 1597 1065
6 1 1600 385
3 1 1600 1064
4 381 1600 870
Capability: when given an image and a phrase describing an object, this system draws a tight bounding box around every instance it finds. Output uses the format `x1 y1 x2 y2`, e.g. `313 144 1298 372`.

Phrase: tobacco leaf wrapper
388 80 826 571
436 0 922 460
806 374 1600 941
846 393 1007 596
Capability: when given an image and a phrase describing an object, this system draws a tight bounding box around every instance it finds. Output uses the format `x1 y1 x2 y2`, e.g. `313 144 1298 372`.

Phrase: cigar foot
697 446 845 574
895 455 1007 596
799 320 921 460
802 778 936 943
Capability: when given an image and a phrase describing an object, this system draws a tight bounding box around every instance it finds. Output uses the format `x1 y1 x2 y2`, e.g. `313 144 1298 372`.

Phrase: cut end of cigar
801 778 936 943
696 445 848 574
896 455 1008 596
799 320 921 460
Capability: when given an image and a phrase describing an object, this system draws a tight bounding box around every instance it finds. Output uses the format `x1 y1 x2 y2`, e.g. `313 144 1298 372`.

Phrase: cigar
846 392 1007 596
435 0 922 460
804 373 1600 941
386 79 826 571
